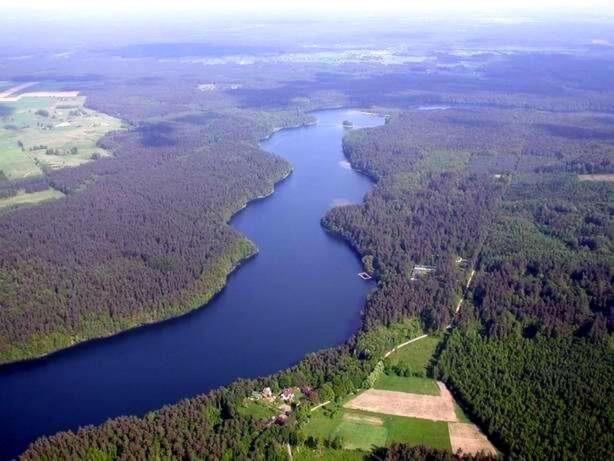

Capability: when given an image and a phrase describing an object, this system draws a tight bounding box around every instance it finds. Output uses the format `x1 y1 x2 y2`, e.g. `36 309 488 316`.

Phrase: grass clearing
578 173 614 182
0 147 41 179
294 447 365 461
337 420 388 450
0 188 64 210
374 375 440 396
304 407 451 451
385 335 441 377
236 400 277 420
453 401 471 423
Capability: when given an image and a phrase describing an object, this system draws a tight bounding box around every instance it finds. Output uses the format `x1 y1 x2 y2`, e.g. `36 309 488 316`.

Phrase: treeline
0 112 295 364
21 322 421 460
438 329 613 460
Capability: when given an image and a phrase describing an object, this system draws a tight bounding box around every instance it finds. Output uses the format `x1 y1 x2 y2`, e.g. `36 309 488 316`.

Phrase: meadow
303 407 451 452
0 89 122 210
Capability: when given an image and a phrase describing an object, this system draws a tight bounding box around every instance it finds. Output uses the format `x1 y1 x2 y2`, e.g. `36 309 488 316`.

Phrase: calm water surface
0 109 384 460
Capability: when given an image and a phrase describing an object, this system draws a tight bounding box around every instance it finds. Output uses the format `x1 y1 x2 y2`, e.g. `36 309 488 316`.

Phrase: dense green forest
0 109 311 364
438 330 613 460
22 103 613 459
1 33 612 459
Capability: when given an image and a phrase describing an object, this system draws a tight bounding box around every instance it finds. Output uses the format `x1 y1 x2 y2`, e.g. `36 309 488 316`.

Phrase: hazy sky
3 0 614 17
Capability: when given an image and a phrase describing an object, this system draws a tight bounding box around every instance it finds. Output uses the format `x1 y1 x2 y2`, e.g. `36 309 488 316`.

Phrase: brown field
0 82 38 99
578 174 614 182
448 422 497 456
343 413 384 426
344 384 457 422
0 91 80 102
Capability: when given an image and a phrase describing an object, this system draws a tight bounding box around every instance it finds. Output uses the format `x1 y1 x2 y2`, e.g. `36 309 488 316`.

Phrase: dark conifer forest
19 105 613 460
1 9 613 461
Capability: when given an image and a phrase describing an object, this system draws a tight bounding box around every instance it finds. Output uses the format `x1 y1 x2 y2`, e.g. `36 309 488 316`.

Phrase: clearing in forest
578 174 614 182
0 89 122 181
304 406 451 452
0 85 123 209
373 374 440 396
344 383 457 422
384 334 441 376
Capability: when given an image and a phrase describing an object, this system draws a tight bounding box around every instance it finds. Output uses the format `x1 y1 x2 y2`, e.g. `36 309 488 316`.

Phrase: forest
0 27 611 459
0 109 310 364
20 101 613 459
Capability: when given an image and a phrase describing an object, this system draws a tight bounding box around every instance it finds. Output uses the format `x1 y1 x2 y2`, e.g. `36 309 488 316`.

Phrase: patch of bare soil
344 386 457 422
448 422 497 456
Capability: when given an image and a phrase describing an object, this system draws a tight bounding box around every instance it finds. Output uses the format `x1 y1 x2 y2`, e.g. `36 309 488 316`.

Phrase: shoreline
0 122 305 368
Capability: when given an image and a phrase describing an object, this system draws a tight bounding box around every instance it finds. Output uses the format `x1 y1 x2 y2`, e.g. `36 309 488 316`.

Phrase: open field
339 377 496 455
237 400 277 419
0 188 64 210
0 90 122 180
0 82 39 100
578 174 614 182
374 374 440 396
384 334 440 376
294 447 365 461
344 385 457 422
0 91 80 103
304 407 451 452
449 423 497 456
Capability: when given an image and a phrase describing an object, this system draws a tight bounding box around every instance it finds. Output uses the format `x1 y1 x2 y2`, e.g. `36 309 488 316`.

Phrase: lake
0 109 384 460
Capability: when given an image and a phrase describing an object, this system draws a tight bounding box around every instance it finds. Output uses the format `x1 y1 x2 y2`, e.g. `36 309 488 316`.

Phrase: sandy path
384 334 428 358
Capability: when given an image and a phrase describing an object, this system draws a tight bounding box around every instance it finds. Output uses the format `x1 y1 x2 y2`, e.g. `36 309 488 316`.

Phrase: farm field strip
448 422 497 456
344 384 457 422
0 90 122 183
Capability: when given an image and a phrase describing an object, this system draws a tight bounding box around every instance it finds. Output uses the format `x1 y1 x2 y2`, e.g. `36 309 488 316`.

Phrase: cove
0 109 384 460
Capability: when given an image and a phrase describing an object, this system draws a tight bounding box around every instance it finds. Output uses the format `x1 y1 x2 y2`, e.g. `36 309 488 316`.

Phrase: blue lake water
0 109 384 460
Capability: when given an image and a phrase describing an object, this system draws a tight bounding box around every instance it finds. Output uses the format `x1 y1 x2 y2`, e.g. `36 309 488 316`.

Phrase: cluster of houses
409 257 468 281
250 386 314 425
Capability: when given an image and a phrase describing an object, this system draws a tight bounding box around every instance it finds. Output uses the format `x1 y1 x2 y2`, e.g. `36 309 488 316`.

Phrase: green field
0 93 122 181
374 375 440 396
385 335 441 377
453 401 471 423
0 188 64 210
236 400 277 419
294 447 365 461
303 408 451 452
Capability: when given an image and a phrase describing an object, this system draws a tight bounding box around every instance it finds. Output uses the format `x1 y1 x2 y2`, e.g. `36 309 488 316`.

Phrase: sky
3 0 614 17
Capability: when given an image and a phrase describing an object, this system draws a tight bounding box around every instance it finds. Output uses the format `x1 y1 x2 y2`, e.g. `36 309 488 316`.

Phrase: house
262 387 273 399
410 265 436 281
280 388 295 403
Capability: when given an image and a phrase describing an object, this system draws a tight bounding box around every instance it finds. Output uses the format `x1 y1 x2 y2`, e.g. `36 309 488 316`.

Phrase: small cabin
410 265 436 281
342 120 354 129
